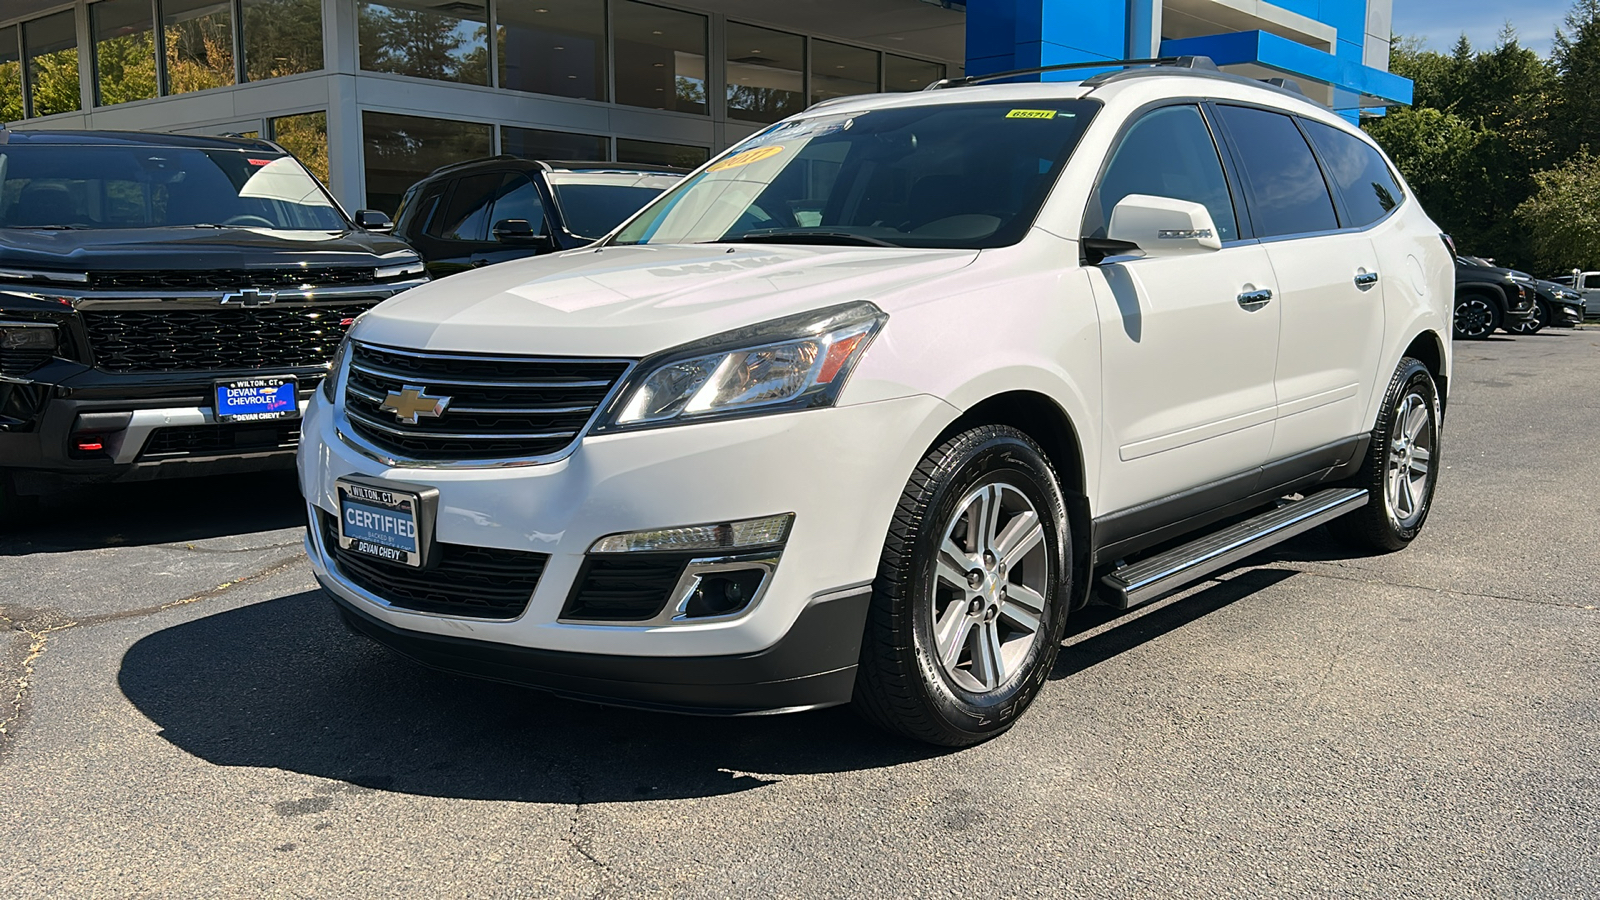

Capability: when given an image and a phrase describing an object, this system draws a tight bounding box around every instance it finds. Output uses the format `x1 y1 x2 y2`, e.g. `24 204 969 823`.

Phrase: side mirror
1106 194 1222 257
493 218 553 249
354 209 393 232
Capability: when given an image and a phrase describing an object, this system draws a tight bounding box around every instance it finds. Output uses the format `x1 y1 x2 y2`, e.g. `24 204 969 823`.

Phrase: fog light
683 568 767 618
590 513 793 554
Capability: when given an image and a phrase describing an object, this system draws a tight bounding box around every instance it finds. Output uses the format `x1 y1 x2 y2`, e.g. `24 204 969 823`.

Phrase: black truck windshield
613 100 1099 249
0 145 347 231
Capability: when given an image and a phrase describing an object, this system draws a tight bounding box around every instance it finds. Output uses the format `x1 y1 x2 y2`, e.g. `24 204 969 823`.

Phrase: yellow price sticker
1006 109 1058 119
707 145 786 171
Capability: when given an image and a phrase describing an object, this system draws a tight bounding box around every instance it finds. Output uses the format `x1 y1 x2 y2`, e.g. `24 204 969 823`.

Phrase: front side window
94 0 158 107
1300 118 1404 228
163 0 236 95
24 11 82 117
614 100 1099 250
1216 104 1339 238
243 0 325 82
489 174 547 236
547 171 681 238
1086 104 1237 242
430 172 504 242
0 146 346 230
359 0 489 85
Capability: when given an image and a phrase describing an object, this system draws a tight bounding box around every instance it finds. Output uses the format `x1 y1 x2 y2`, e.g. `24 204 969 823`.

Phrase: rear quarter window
1300 119 1404 227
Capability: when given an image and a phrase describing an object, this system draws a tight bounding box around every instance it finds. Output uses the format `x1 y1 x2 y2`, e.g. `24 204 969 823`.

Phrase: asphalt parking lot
3 329 1598 898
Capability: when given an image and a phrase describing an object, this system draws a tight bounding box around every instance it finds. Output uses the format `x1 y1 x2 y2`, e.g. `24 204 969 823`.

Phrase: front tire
1453 293 1501 340
1330 358 1441 553
854 425 1070 747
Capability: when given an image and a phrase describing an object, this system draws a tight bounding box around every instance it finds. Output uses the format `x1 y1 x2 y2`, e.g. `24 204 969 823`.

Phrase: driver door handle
1355 270 1380 287
1237 288 1273 308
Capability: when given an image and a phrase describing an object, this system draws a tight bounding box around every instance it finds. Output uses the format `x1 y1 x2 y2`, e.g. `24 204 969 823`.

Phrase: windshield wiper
722 230 900 248
3 224 87 230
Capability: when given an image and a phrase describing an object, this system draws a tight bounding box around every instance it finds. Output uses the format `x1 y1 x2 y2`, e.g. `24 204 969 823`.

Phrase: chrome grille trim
335 341 635 469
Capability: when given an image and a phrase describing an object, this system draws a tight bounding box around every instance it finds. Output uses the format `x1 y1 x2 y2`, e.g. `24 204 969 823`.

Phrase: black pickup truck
1453 255 1537 339
0 129 426 521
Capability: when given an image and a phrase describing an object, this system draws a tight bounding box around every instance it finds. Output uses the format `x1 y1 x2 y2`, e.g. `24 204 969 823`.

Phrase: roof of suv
0 127 281 153
424 156 688 179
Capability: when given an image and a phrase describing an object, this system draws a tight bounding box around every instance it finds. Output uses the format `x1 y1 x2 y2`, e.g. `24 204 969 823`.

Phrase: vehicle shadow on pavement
0 471 305 556
118 589 945 803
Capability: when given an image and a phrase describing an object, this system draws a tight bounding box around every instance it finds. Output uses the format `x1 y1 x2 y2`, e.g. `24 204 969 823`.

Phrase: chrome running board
1100 488 1369 608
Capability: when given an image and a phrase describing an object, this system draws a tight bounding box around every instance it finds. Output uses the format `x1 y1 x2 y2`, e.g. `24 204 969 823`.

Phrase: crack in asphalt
1269 563 1600 612
0 553 303 764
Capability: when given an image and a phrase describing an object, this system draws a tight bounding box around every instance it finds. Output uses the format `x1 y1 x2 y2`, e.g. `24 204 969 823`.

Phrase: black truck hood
0 226 416 271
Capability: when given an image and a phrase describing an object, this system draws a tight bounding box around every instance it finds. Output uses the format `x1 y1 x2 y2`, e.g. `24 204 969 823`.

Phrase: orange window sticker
707 145 786 171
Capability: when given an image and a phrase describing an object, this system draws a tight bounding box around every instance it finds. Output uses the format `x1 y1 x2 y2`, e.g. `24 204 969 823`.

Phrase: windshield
547 172 683 239
613 100 1099 249
0 145 347 231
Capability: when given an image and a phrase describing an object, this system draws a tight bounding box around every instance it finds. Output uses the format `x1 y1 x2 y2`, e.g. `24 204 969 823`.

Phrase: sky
1392 0 1573 57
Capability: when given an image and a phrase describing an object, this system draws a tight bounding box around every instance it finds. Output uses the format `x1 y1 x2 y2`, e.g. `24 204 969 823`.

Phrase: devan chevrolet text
301 58 1454 746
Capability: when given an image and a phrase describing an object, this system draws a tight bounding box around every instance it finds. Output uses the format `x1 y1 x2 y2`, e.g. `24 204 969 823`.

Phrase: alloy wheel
929 481 1050 693
1385 391 1435 528
1455 298 1494 338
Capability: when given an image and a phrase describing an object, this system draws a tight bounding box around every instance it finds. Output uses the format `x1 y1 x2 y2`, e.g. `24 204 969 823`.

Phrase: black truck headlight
0 322 59 377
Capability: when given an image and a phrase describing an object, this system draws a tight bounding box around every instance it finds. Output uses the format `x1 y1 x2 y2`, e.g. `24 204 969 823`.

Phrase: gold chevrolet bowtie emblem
380 385 450 424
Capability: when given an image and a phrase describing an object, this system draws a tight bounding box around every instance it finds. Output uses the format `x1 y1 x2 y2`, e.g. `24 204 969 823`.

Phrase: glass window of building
1 27 23 122
724 23 803 124
359 0 489 86
616 138 707 168
164 0 236 95
243 0 325 82
362 112 492 214
503 126 610 161
271 111 330 185
93 0 158 107
499 0 605 101
24 11 82 117
614 1 707 115
810 40 878 105
885 54 943 92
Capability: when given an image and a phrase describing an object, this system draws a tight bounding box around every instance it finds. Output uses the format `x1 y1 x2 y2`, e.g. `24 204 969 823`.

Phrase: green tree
1554 0 1600 155
1516 150 1600 269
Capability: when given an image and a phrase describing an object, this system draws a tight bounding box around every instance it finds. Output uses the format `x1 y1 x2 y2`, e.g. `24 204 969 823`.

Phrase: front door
1085 104 1281 515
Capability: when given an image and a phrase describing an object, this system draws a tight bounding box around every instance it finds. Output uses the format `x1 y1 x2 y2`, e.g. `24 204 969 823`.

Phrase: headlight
0 321 59 377
597 301 886 432
322 333 354 403
374 260 426 282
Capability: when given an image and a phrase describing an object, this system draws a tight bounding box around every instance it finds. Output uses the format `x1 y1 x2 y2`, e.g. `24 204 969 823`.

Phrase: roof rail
1261 77 1305 96
925 56 1217 90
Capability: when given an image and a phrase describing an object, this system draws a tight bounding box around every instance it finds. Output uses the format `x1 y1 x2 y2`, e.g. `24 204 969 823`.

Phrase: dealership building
0 0 1410 214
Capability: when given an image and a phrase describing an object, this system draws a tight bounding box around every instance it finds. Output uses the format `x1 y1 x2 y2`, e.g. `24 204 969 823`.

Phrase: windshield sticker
245 157 276 166
1006 109 1060 120
707 145 786 172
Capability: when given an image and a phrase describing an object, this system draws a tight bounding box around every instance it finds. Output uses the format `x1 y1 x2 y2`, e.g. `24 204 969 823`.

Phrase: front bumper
1550 300 1584 327
300 389 956 712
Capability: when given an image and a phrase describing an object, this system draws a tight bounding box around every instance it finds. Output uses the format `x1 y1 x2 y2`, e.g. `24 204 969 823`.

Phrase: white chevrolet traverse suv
301 59 1453 746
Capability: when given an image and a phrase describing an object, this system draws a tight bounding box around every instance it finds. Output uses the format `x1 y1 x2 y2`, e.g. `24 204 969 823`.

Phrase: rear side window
1300 119 1405 227
1088 104 1238 241
430 172 503 242
1215 105 1338 238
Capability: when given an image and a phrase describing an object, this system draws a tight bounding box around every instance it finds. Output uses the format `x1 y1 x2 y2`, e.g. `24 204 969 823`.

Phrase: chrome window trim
332 339 638 469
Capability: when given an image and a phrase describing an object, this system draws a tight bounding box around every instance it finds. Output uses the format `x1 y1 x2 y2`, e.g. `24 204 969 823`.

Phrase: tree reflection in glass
1 27 22 122
94 0 158 107
164 0 236 95
358 0 489 86
25 11 82 117
243 0 325 82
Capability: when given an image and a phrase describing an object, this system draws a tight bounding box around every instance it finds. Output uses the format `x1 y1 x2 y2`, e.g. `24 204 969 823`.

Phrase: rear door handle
1237 288 1273 308
1355 270 1380 287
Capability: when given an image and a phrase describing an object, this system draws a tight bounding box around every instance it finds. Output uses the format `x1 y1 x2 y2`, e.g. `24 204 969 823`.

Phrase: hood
354 244 980 357
0 226 416 271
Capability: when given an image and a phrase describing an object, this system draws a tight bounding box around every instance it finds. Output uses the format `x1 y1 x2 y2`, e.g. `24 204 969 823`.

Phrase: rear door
1086 103 1281 515
1214 105 1385 461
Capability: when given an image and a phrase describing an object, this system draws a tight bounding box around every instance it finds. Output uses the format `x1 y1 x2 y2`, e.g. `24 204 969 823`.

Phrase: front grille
82 304 373 373
320 512 547 619
561 556 687 621
139 422 302 460
92 267 377 291
343 343 629 462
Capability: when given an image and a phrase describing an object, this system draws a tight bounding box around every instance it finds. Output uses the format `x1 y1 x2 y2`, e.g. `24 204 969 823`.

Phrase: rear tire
854 425 1070 747
1329 358 1441 553
1453 293 1501 340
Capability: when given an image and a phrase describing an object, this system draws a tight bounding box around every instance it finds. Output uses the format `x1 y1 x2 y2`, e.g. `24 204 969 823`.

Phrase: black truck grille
561 556 686 621
92 267 377 290
320 512 547 619
343 343 629 462
82 304 373 373
139 422 302 459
